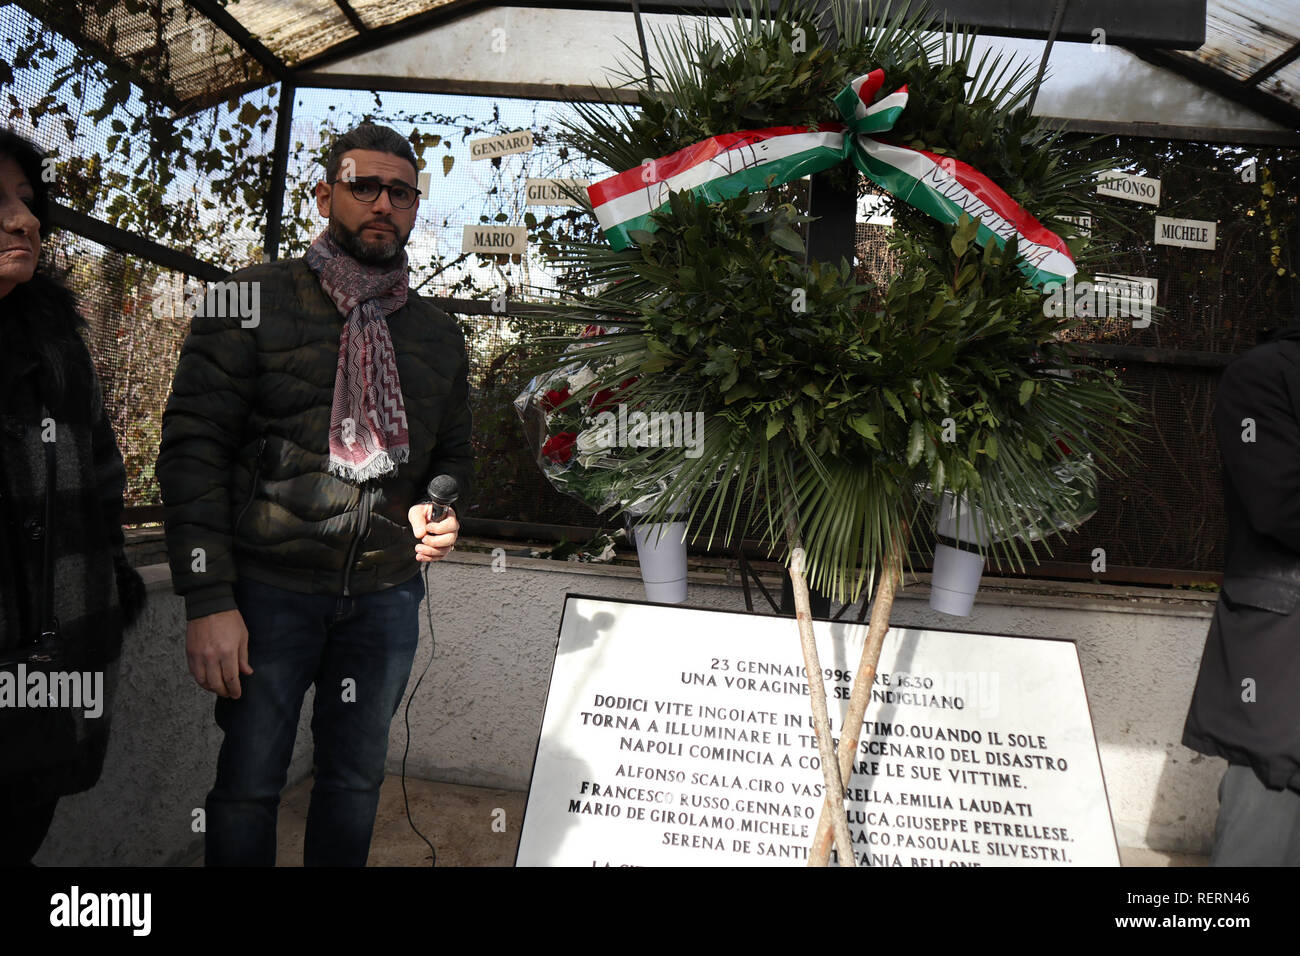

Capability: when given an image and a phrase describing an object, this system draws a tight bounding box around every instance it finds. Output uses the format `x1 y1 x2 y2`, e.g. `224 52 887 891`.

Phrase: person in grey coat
0 129 146 865
1183 321 1300 866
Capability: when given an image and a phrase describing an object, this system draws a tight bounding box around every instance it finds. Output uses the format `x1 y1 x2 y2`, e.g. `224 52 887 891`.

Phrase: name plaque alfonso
516 596 1119 867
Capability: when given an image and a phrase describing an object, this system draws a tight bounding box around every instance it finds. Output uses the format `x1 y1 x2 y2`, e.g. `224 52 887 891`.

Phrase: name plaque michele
516 596 1119 867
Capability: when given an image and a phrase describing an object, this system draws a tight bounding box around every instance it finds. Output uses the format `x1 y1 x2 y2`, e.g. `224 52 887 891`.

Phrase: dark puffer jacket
156 257 473 619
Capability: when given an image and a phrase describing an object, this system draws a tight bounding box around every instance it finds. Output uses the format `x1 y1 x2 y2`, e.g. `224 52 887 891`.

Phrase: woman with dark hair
0 129 146 864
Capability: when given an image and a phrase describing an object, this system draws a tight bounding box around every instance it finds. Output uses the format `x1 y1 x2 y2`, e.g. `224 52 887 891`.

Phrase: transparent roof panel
224 0 359 66
348 0 462 32
14 1 1300 123
1268 53 1300 108
1193 1 1300 82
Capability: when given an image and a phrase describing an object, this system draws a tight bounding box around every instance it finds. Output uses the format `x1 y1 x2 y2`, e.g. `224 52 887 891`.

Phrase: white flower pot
633 521 688 604
930 493 993 617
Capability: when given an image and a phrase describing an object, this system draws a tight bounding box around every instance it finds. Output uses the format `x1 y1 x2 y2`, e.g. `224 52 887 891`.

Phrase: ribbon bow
586 70 1075 290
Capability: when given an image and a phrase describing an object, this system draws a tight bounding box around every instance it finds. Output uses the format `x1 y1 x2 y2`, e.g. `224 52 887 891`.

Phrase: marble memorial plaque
516 595 1120 867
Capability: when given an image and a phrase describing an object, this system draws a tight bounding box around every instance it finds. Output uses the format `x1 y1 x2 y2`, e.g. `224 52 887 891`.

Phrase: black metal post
778 1 852 620
630 0 656 92
263 80 296 262
1025 0 1069 116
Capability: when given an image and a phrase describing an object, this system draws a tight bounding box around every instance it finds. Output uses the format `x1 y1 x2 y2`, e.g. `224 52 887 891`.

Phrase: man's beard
329 217 408 267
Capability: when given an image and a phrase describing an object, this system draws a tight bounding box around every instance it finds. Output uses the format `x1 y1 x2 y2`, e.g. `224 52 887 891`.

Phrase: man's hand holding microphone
408 474 460 564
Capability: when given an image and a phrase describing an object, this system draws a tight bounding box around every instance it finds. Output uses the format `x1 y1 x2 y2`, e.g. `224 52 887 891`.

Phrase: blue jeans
205 572 424 866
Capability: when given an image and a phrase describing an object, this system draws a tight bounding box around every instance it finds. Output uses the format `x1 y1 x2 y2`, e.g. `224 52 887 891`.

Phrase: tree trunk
808 522 907 866
783 505 856 867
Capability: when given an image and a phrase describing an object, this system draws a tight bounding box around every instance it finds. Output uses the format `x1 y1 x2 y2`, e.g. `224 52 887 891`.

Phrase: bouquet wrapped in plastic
514 325 682 518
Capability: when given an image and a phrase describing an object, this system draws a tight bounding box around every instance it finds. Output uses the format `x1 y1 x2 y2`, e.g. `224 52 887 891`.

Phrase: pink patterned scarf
305 229 410 483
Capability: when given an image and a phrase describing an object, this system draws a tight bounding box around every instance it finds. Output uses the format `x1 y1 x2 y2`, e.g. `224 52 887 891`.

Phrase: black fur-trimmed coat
0 273 146 808
1183 325 1300 793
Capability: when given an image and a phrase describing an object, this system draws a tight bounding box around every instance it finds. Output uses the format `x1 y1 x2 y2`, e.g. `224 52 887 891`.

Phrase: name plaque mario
462 224 527 254
516 595 1119 867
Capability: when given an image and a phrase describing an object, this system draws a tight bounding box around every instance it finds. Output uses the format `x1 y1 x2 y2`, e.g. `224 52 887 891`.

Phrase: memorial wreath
521 0 1141 865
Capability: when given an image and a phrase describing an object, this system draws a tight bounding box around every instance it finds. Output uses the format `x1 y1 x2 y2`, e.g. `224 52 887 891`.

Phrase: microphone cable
400 560 437 866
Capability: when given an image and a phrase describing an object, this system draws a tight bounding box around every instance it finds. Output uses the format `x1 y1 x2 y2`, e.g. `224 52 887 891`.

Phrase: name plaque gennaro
469 130 534 160
516 596 1119 867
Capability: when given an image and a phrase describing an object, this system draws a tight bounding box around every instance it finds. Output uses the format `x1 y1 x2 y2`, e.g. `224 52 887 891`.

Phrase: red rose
1055 432 1076 456
589 386 617 413
580 324 608 339
618 376 638 391
540 387 570 412
542 431 578 464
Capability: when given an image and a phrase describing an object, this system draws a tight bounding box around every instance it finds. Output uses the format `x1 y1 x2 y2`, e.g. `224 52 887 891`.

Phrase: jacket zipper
235 437 268 536
341 484 372 596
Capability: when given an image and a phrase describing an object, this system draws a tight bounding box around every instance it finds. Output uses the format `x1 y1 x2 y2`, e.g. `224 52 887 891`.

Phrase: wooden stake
784 507 856 867
808 523 906 866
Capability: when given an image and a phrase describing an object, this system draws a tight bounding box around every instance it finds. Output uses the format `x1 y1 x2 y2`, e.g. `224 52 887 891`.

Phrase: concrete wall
36 550 1222 864
34 565 317 866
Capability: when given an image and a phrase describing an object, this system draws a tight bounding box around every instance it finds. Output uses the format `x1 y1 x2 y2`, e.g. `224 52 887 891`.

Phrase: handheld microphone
407 473 461 866
425 474 460 522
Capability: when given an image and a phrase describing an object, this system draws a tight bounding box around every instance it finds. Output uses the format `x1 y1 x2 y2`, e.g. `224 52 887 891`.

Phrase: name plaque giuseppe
526 178 590 207
516 596 1119 867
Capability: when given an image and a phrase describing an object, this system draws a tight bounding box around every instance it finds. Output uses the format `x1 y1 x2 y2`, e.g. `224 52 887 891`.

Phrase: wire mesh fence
4 4 1298 583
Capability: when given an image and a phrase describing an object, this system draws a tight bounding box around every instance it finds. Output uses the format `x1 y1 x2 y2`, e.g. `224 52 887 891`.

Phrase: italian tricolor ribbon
587 69 1075 289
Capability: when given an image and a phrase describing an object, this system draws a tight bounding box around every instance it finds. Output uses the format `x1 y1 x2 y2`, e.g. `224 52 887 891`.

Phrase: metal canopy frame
149 0 1277 261
27 0 1269 586
26 0 1285 294
27 0 1284 338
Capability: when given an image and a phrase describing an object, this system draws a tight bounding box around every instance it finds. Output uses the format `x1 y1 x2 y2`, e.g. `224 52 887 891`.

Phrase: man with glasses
157 123 473 866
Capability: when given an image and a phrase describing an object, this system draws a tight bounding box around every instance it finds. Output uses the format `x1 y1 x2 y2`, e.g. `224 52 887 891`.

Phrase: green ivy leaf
848 414 879 446
769 226 806 255
1018 379 1035 405
726 382 758 404
906 418 925 466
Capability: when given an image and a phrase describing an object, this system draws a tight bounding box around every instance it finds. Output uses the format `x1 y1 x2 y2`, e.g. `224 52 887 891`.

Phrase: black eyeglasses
328 178 422 209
